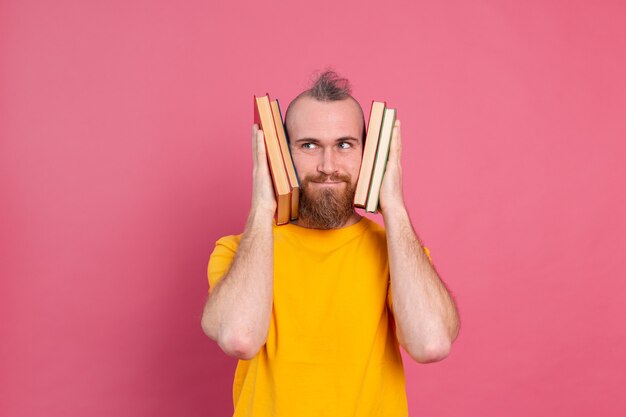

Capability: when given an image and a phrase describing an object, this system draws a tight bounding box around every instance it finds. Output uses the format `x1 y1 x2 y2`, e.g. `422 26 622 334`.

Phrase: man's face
286 96 364 229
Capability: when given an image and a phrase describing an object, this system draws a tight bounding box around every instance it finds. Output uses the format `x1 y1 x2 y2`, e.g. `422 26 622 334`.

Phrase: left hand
378 119 406 215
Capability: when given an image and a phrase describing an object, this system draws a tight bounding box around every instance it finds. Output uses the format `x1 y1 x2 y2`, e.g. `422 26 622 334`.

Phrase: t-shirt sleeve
207 235 242 294
387 246 432 313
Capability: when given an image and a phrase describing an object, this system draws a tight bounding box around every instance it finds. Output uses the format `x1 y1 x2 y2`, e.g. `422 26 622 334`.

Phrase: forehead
287 97 364 141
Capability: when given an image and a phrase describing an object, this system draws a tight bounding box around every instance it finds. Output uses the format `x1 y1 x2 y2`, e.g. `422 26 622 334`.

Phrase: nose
317 147 338 176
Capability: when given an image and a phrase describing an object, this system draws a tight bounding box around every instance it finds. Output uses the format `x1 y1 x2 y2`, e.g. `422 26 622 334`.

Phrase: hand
378 119 406 215
251 124 277 214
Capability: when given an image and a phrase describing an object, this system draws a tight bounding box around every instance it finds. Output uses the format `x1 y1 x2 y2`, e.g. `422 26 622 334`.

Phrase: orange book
271 99 300 220
354 101 386 207
254 94 292 225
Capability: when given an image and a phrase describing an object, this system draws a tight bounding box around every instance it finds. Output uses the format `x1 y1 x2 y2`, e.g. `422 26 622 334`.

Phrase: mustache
303 173 351 183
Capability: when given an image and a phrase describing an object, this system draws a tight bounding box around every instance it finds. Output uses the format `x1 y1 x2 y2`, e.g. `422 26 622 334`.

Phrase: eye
338 141 352 149
302 142 317 150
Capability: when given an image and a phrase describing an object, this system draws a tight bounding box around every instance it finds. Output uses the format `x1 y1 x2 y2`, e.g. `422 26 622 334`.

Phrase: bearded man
201 71 460 417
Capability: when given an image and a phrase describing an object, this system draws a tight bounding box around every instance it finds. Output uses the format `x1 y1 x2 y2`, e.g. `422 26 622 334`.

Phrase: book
270 99 300 220
253 94 292 225
354 101 386 207
365 107 396 213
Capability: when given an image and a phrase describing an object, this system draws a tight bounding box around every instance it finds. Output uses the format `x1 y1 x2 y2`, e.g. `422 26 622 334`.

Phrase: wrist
381 201 408 219
249 204 276 223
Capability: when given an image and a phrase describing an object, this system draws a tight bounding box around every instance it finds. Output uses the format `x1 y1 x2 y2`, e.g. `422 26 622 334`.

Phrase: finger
256 129 269 172
252 124 259 164
388 119 402 165
395 119 402 156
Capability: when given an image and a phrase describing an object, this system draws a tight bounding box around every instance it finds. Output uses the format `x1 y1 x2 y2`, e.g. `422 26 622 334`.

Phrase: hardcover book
271 99 300 220
354 101 386 207
253 94 292 225
365 107 396 213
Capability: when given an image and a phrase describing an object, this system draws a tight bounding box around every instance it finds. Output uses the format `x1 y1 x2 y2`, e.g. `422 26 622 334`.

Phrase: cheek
347 155 363 181
291 155 312 176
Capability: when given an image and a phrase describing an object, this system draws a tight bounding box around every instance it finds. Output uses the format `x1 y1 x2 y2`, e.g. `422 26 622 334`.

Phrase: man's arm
384 206 459 363
200 125 275 360
379 120 460 364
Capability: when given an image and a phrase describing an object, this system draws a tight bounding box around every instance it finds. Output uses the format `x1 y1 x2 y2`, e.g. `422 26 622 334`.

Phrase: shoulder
361 217 433 261
213 233 243 252
362 217 385 232
207 232 244 292
362 217 387 240
354 217 388 252
208 232 244 269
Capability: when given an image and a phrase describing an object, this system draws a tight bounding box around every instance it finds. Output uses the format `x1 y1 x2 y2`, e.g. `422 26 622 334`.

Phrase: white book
365 108 396 213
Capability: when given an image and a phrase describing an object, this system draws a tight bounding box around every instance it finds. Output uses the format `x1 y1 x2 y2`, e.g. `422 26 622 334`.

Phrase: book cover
354 101 386 207
365 107 396 213
271 98 300 220
253 94 292 225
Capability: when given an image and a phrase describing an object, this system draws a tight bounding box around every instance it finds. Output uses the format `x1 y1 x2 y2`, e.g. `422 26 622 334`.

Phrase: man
201 71 460 416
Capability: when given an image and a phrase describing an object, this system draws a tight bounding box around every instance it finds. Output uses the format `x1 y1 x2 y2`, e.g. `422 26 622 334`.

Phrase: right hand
251 124 277 214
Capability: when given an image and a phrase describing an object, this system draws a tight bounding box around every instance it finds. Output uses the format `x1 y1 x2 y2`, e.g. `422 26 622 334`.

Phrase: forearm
201 207 274 359
385 206 460 362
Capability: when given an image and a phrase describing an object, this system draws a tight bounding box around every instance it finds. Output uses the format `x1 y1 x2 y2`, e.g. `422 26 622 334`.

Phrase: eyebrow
294 136 360 144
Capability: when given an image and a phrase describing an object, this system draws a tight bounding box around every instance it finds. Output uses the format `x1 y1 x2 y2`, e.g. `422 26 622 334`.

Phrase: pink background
2 0 625 416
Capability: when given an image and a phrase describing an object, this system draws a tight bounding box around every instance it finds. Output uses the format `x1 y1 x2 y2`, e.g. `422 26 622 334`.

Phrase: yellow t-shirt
207 217 431 417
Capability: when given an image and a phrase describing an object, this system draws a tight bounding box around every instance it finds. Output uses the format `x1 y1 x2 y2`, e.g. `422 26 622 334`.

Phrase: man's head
284 71 365 229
